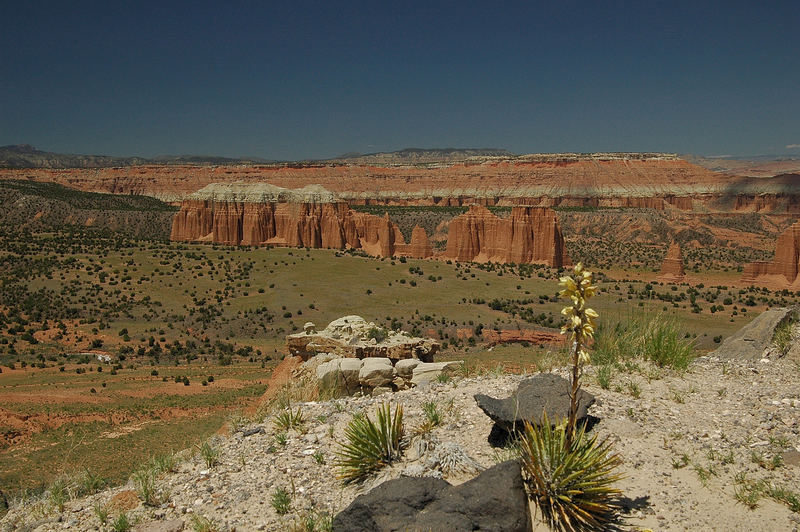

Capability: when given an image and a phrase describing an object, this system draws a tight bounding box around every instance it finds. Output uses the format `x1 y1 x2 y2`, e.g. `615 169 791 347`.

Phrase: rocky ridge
7 155 793 209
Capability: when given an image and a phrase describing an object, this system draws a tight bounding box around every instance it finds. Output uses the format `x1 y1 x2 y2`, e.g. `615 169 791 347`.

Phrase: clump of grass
150 452 178 475
270 486 292 515
596 364 613 390
93 502 110 525
48 476 71 512
291 509 333 532
772 313 796 356
275 406 305 431
519 414 623 530
642 317 694 370
132 468 168 506
491 437 523 464
196 440 221 468
593 314 695 370
77 468 105 496
750 450 782 470
422 400 442 427
336 403 405 484
190 514 219 532
112 512 131 532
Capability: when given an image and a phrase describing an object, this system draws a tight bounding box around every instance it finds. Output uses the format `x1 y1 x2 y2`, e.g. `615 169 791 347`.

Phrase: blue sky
2 0 798 159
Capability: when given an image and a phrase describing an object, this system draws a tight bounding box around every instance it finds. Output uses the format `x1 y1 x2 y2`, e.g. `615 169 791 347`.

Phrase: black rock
332 460 530 531
240 426 265 437
474 373 595 435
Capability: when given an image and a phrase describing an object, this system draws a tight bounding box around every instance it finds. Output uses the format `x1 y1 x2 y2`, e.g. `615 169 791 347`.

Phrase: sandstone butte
742 221 800 289
171 199 438 259
656 242 686 283
170 184 569 266
5 153 800 213
443 205 571 266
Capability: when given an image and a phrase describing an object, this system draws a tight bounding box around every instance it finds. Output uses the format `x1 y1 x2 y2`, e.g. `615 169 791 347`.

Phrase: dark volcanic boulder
332 460 530 531
474 373 595 434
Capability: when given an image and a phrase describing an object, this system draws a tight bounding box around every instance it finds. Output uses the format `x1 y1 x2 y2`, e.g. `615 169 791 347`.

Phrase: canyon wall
443 205 570 266
5 154 800 213
742 221 800 289
172 185 568 266
171 199 426 258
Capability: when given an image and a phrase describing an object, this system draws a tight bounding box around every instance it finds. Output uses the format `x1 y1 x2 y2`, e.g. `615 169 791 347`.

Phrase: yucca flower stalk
558 262 598 446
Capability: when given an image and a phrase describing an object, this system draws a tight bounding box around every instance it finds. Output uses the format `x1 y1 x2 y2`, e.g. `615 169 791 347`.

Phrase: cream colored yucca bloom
558 262 599 445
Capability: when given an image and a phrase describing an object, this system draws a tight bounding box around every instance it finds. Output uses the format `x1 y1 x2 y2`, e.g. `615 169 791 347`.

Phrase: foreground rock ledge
332 460 531 532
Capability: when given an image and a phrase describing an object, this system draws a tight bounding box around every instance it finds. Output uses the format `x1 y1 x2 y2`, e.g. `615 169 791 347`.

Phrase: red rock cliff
442 205 570 266
171 199 428 259
742 221 800 289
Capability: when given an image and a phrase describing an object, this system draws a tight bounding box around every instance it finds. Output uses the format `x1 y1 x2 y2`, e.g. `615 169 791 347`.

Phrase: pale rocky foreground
2 356 799 531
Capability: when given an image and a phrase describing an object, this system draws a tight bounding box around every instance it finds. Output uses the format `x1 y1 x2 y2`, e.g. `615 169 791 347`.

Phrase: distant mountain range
0 144 276 169
0 144 514 169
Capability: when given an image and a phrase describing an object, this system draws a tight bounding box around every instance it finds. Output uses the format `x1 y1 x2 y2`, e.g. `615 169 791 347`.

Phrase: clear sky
2 0 798 160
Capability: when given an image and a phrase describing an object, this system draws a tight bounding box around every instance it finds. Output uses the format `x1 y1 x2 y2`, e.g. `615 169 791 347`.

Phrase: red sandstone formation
657 242 686 283
396 226 434 259
171 199 433 259
443 205 570 267
481 329 565 346
742 221 800 289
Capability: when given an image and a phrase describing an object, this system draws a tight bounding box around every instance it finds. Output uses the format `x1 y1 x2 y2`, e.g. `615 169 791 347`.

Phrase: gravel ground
2 355 799 531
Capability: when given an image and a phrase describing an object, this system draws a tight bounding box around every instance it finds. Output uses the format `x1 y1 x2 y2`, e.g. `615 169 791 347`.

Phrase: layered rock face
742 221 800 289
171 198 432 259
172 185 568 266
443 205 570 266
6 154 800 213
657 242 686 283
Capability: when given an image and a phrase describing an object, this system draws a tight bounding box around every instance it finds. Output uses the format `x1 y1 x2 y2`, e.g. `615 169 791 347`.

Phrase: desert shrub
336 403 405 484
520 414 623 531
366 326 387 342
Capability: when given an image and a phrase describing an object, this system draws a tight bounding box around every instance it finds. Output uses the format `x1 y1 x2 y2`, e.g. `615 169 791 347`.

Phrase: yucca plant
275 406 305 431
335 403 405 484
520 413 623 531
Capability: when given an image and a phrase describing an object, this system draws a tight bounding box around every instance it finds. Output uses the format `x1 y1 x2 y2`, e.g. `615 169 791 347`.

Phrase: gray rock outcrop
711 307 795 360
332 460 530 531
474 373 595 433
